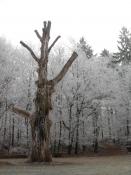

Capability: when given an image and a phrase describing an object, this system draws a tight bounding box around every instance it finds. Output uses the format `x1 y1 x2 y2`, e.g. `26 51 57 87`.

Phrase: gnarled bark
11 21 78 162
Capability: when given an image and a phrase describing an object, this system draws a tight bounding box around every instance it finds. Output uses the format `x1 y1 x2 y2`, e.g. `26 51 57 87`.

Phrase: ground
0 155 131 175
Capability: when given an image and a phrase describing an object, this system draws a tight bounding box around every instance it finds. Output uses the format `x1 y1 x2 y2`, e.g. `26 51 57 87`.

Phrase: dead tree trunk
11 21 78 162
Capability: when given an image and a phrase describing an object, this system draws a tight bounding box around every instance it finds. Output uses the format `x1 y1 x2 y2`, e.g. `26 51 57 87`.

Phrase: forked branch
20 41 39 63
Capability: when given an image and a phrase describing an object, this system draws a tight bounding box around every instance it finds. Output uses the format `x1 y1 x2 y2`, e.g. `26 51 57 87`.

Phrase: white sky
0 0 131 53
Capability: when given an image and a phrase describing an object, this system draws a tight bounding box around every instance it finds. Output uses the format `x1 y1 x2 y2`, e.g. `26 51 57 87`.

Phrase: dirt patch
0 156 131 175
0 161 13 166
98 144 128 156
0 154 130 166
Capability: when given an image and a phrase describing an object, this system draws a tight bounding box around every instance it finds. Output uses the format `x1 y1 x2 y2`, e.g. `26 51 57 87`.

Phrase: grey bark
11 21 78 162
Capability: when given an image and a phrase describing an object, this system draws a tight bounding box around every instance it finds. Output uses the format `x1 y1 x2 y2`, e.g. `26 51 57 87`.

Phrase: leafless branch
49 52 78 85
83 94 113 108
11 106 31 119
44 21 47 29
34 30 42 42
20 41 39 63
112 58 122 63
62 120 70 130
86 110 97 118
48 36 61 53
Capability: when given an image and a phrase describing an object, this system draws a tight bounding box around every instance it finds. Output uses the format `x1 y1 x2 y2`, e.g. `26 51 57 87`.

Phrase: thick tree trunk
29 68 51 161
11 21 78 162
30 115 52 162
29 73 53 162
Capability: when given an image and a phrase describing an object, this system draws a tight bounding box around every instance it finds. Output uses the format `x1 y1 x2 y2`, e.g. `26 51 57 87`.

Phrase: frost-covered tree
100 49 110 57
0 38 16 149
77 37 93 59
0 38 36 151
113 27 131 64
51 51 121 153
1 30 131 158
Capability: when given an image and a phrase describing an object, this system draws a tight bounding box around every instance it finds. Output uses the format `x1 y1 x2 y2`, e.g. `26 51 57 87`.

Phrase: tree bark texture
12 21 78 162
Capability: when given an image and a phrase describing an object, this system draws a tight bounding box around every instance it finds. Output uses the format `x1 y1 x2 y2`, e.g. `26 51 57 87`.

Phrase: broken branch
11 106 31 119
49 51 78 85
20 41 39 63
34 30 42 42
47 21 51 38
48 36 61 53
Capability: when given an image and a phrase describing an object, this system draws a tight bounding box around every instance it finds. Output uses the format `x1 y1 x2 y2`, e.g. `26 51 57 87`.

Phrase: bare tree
10 21 78 162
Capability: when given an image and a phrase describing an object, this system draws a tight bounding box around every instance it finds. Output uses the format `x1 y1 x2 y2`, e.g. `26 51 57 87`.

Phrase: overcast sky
0 0 131 53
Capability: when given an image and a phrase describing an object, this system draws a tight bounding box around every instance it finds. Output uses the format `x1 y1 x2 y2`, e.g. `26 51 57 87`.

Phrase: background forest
0 26 131 156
